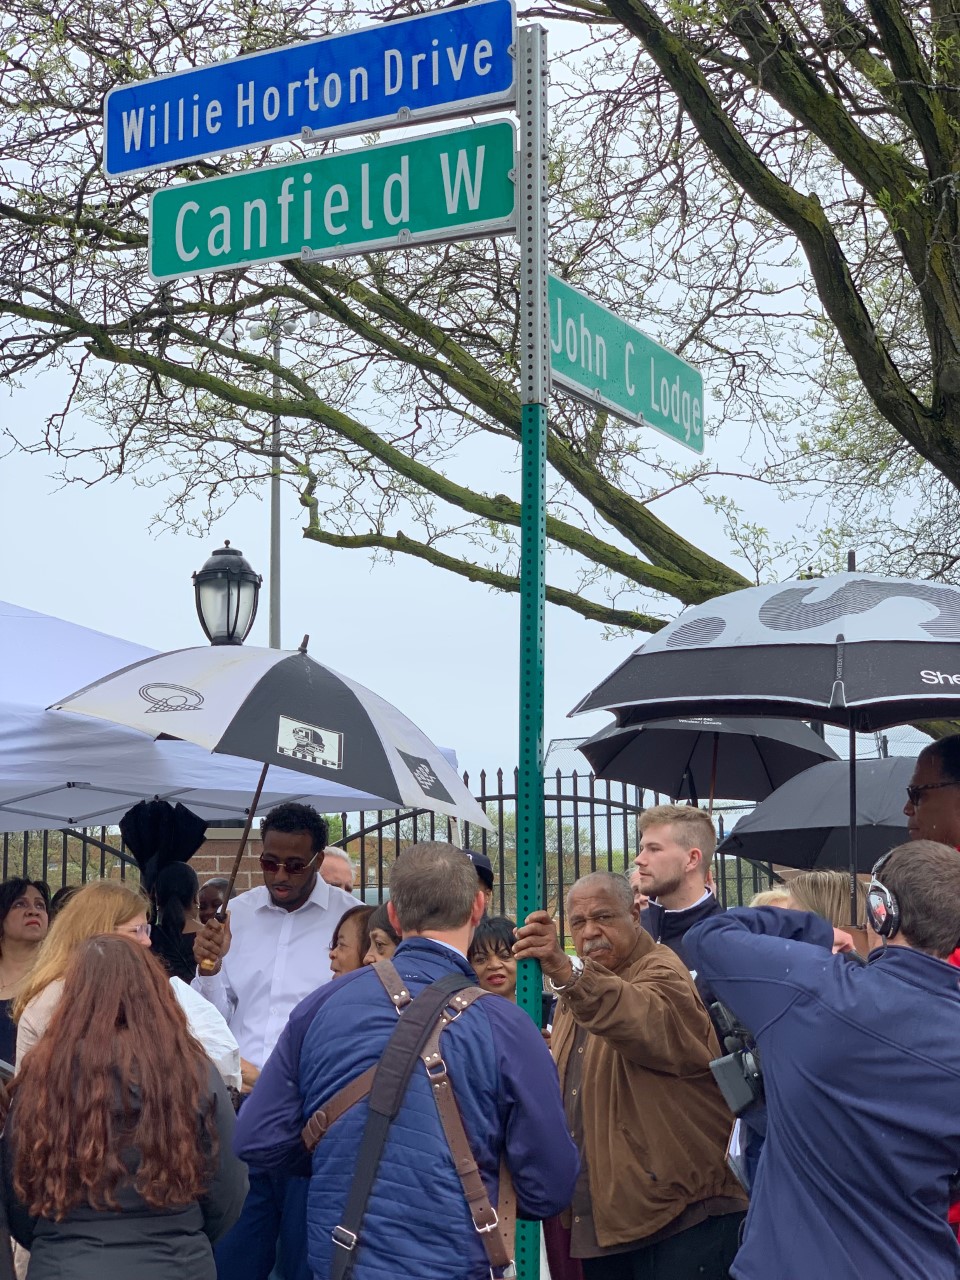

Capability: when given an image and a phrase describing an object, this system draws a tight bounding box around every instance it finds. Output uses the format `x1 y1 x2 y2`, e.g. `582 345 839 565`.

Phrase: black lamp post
193 542 262 645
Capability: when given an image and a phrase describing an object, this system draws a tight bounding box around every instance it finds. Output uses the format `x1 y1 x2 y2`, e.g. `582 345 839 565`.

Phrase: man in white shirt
192 801 355 1280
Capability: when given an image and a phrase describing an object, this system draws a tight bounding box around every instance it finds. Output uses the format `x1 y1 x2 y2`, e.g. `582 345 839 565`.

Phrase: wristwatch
549 955 584 993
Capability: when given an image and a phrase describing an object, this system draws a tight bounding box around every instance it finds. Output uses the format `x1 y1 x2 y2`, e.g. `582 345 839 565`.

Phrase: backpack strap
302 1065 377 1152
421 998 516 1278
302 961 412 1152
370 957 413 1010
329 966 474 1280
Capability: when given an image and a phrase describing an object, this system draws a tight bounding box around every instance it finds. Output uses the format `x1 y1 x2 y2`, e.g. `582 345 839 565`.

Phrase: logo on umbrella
759 580 960 638
139 683 205 713
276 715 343 770
398 751 453 804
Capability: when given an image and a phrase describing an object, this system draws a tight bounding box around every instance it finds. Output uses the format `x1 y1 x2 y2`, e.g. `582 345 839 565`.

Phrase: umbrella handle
198 762 270 975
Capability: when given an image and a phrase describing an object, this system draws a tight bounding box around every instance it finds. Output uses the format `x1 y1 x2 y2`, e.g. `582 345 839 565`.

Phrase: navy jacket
234 938 578 1280
641 891 724 964
687 908 960 1280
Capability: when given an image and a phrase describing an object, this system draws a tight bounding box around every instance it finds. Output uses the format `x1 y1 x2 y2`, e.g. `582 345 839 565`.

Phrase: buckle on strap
444 992 472 1021
424 1054 448 1081
494 1265 517 1280
475 1207 499 1234
307 1110 328 1137
332 1225 358 1251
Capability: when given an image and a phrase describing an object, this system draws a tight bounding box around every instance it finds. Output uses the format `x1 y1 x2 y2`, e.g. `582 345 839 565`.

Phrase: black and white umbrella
51 641 491 830
571 571 960 920
578 716 838 806
572 572 960 730
716 757 912 873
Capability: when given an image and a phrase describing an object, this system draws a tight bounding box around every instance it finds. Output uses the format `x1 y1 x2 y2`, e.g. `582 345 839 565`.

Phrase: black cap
464 848 494 891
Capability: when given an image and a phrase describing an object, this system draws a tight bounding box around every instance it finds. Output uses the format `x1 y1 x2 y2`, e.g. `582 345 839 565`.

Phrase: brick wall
191 830 266 895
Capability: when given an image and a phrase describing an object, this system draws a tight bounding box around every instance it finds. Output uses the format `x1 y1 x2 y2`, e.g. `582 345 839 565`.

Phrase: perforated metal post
516 23 549 1280
269 334 282 648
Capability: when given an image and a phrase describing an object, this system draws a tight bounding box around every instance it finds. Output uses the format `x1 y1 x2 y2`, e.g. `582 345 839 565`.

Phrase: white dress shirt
191 875 356 1068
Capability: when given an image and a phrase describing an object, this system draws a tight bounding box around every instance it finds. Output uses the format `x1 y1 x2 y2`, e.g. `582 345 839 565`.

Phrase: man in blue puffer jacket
234 841 579 1280
687 839 960 1280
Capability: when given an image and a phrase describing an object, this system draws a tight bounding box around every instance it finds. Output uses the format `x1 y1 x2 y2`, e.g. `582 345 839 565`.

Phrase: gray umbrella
716 757 913 873
579 716 838 806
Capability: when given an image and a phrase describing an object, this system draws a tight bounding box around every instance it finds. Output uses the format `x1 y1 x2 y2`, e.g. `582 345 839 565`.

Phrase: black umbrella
716 757 912 873
572 571 960 920
119 798 208 895
578 716 838 808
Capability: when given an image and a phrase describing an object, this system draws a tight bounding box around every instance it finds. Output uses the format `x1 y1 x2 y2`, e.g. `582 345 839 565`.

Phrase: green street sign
149 119 517 280
548 275 704 454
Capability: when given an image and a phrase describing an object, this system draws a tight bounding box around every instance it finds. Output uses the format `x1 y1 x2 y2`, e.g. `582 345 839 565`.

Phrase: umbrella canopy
572 572 960 732
51 642 491 829
0 600 467 830
716 757 913 872
578 716 838 803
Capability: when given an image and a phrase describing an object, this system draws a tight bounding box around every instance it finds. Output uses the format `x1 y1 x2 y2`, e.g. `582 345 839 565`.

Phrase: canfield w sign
149 119 517 280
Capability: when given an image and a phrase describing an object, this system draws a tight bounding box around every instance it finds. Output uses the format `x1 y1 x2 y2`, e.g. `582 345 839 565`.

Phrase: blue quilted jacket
235 938 578 1280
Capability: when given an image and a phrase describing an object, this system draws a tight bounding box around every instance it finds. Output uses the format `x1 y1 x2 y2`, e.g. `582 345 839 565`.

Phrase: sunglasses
259 852 319 876
905 780 960 806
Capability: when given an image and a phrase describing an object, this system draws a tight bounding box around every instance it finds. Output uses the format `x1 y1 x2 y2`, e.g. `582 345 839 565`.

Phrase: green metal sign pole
515 22 548 1280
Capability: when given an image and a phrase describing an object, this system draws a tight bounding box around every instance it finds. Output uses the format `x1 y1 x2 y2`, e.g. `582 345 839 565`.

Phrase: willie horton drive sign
104 0 515 176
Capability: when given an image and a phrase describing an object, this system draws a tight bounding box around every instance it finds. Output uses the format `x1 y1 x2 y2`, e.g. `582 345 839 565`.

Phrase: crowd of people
0 735 959 1278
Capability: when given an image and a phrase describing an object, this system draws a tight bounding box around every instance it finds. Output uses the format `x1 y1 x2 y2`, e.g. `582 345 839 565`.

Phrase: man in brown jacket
515 870 746 1280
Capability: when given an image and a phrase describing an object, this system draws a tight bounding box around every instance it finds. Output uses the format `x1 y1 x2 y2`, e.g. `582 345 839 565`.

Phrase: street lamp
193 541 262 645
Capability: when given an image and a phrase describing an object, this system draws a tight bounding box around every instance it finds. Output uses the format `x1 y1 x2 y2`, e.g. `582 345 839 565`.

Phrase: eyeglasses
119 923 151 939
905 780 960 806
259 852 319 876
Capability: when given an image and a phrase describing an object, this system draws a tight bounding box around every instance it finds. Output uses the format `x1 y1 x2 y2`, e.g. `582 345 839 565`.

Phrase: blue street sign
103 0 516 177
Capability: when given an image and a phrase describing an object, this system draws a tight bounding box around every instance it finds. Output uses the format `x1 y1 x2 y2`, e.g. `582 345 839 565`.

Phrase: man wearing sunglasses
192 801 355 1280
904 734 960 848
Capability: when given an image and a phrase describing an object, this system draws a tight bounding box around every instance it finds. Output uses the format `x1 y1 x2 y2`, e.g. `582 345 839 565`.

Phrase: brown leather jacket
552 928 747 1247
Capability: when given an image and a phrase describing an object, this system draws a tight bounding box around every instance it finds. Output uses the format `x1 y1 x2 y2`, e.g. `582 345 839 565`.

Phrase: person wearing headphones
686 840 960 1280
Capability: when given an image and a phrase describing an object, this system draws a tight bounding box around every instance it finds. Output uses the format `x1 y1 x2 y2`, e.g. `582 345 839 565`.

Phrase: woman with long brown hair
1 935 246 1279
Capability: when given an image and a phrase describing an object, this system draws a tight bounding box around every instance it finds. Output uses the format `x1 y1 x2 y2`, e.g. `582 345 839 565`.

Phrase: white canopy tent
0 601 468 832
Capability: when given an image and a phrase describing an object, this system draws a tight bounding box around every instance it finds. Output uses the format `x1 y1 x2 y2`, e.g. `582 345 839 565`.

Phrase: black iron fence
0 770 774 942
333 770 775 943
0 827 135 886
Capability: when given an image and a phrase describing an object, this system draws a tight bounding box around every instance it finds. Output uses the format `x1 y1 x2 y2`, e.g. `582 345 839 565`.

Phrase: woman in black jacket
1 935 247 1279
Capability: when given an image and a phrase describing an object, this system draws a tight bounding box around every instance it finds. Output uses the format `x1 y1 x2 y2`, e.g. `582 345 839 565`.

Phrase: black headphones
866 852 901 939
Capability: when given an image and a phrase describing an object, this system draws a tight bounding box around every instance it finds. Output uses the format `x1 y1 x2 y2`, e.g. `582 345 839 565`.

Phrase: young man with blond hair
635 804 722 961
